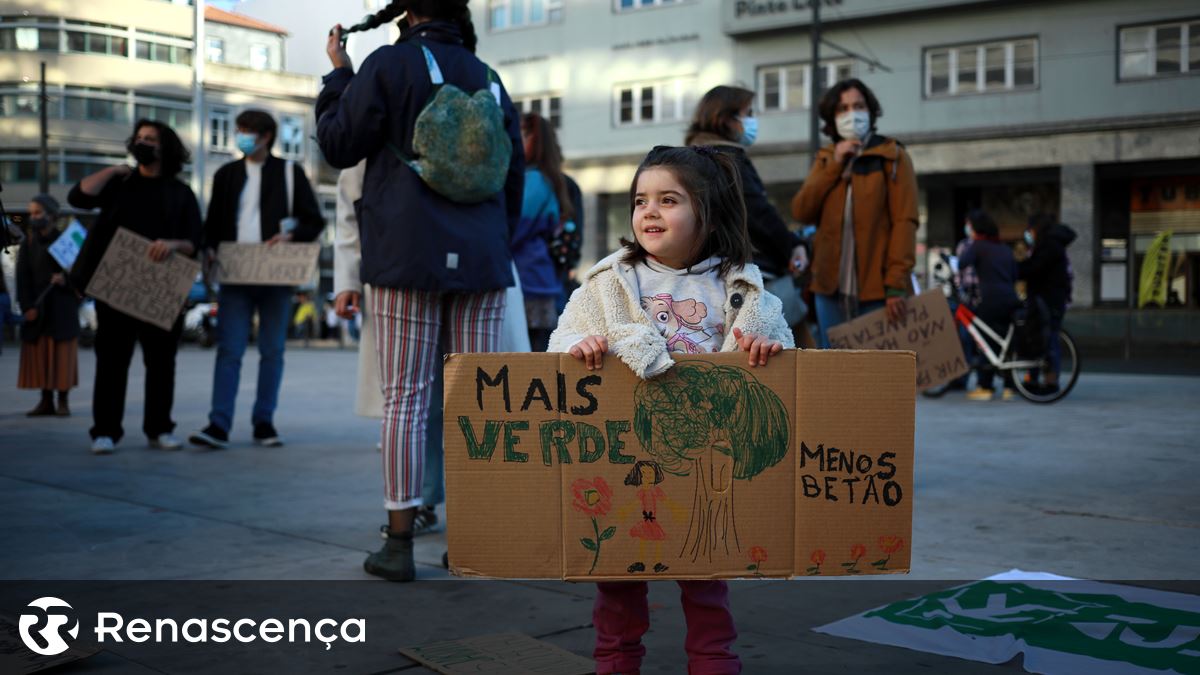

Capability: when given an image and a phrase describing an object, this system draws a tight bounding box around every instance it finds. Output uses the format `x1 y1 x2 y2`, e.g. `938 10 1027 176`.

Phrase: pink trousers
593 581 741 675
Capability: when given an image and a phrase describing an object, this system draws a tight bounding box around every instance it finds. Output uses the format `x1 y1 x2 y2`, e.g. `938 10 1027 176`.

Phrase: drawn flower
745 546 768 577
871 535 905 571
749 546 768 564
842 543 868 574
806 549 826 576
571 477 613 518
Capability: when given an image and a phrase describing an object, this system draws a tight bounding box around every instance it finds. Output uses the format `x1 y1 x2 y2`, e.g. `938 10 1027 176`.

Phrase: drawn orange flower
810 549 826 566
850 543 867 560
749 546 768 564
879 535 904 555
571 477 613 517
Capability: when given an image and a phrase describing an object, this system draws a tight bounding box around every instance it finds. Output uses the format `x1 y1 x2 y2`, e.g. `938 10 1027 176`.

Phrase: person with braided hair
317 0 523 581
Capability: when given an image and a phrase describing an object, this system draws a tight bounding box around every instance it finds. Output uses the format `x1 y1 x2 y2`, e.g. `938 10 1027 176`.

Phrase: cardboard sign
46 221 87 271
400 633 593 675
216 242 320 286
84 227 199 331
826 289 968 391
444 350 915 581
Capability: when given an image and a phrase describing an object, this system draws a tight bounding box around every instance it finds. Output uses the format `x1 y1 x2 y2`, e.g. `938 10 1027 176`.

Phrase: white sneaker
91 437 116 455
149 433 183 450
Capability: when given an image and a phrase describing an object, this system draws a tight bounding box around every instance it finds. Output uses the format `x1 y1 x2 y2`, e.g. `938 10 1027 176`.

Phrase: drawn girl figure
622 460 684 574
640 294 722 354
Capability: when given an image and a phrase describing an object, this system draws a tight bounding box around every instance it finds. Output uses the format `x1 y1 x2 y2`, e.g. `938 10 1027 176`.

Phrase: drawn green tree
633 362 789 563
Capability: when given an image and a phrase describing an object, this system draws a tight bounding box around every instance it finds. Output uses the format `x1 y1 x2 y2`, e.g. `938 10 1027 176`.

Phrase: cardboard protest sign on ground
816 570 1200 675
826 289 967 391
444 350 915 581
400 633 593 675
216 242 320 286
47 221 87 271
84 227 199 331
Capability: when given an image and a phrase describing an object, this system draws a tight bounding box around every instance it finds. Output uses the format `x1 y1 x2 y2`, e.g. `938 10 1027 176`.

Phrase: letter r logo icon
19 597 79 656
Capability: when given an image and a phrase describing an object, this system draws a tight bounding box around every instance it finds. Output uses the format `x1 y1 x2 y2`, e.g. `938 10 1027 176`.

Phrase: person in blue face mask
189 109 326 451
685 85 813 346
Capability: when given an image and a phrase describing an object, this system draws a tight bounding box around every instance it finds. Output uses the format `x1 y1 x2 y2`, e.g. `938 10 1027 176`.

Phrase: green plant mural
633 362 789 562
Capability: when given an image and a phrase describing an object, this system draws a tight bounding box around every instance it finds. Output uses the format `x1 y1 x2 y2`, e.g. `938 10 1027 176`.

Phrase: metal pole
809 1 822 158
39 61 49 194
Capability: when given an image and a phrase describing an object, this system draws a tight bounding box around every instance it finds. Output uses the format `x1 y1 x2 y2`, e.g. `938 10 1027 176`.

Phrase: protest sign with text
216 243 320 286
84 227 199 330
826 289 968 391
47 221 87 271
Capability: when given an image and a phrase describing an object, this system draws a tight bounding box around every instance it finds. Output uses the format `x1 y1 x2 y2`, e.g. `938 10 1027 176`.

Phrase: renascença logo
19 597 79 656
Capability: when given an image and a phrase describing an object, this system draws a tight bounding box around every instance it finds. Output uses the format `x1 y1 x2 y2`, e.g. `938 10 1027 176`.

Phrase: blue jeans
208 285 292 432
813 293 886 349
422 348 445 509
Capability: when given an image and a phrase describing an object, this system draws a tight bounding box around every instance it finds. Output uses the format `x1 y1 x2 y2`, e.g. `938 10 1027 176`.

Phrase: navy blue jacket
315 21 523 292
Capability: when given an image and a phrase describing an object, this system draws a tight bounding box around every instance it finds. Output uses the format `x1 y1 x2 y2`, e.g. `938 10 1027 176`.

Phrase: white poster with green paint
815 570 1200 674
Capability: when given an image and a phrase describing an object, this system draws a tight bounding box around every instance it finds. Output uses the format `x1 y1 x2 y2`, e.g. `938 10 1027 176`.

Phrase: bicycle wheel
1012 329 1080 404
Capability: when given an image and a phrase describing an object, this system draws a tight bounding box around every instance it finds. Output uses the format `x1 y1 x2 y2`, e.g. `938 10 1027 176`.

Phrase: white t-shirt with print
236 159 263 243
633 256 727 354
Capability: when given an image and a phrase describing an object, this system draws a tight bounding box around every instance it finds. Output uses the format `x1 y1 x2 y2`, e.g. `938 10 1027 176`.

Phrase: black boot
26 390 54 417
55 391 70 417
363 526 415 582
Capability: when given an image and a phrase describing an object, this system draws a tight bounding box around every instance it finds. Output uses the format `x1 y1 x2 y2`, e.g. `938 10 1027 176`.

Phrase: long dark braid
342 0 477 53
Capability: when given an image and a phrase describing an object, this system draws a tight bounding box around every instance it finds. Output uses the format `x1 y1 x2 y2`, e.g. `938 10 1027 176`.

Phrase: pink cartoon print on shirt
641 294 723 354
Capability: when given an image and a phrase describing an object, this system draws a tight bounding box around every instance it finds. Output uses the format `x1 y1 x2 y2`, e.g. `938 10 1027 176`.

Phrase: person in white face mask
791 79 919 348
685 85 813 346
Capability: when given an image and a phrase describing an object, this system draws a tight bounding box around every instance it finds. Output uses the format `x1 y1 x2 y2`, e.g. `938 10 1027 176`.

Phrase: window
250 44 269 70
0 16 60 53
279 115 304 158
210 108 231 150
134 31 192 65
614 78 691 126
1120 20 1200 79
489 0 563 31
757 60 853 112
63 22 127 57
206 37 223 63
924 37 1038 97
0 83 39 117
514 94 563 128
616 0 682 10
135 102 191 129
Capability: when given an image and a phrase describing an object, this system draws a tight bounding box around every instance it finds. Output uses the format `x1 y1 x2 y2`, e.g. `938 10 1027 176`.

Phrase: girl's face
633 167 699 270
836 87 868 117
639 464 655 484
28 202 46 221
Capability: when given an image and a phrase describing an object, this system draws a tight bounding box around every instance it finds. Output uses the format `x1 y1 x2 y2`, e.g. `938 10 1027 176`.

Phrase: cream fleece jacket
548 251 795 379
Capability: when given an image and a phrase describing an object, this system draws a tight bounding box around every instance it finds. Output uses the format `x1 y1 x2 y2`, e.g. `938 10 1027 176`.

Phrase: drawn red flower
850 543 867 560
810 549 826 566
749 546 768 564
571 477 612 517
879 535 904 555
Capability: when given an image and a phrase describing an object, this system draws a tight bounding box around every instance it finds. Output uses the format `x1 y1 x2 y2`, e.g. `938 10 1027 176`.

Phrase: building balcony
203 62 317 100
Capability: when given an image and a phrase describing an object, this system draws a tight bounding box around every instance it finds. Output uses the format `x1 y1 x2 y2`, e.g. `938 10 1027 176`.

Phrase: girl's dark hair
817 78 883 141
344 0 477 53
521 112 574 222
624 461 664 486
684 85 754 145
966 209 999 238
126 119 189 178
1027 212 1057 238
622 145 751 278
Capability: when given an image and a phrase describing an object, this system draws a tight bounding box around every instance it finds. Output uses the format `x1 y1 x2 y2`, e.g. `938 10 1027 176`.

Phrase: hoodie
1020 223 1077 313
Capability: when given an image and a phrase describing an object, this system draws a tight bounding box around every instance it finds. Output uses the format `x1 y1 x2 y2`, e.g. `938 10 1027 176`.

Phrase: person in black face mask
15 194 81 416
67 119 203 455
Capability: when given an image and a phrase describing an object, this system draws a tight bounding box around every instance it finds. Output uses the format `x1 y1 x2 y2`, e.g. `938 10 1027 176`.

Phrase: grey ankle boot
363 526 415 582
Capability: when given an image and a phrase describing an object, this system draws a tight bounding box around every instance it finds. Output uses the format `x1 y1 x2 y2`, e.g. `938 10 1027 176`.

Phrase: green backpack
390 44 512 204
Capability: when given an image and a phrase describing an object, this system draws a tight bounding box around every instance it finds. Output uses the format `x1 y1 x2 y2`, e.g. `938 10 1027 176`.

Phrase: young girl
548 145 793 675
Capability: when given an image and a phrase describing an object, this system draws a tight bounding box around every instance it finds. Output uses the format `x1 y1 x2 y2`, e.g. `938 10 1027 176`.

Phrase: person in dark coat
958 210 1020 400
15 194 81 416
1020 213 1077 393
318 0 523 581
684 85 811 342
68 119 203 455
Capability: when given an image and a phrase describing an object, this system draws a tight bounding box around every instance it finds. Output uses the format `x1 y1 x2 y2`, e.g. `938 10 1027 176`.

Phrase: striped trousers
372 287 506 510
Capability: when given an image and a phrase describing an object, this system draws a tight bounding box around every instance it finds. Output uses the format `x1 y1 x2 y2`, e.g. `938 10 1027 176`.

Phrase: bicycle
923 252 1080 404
